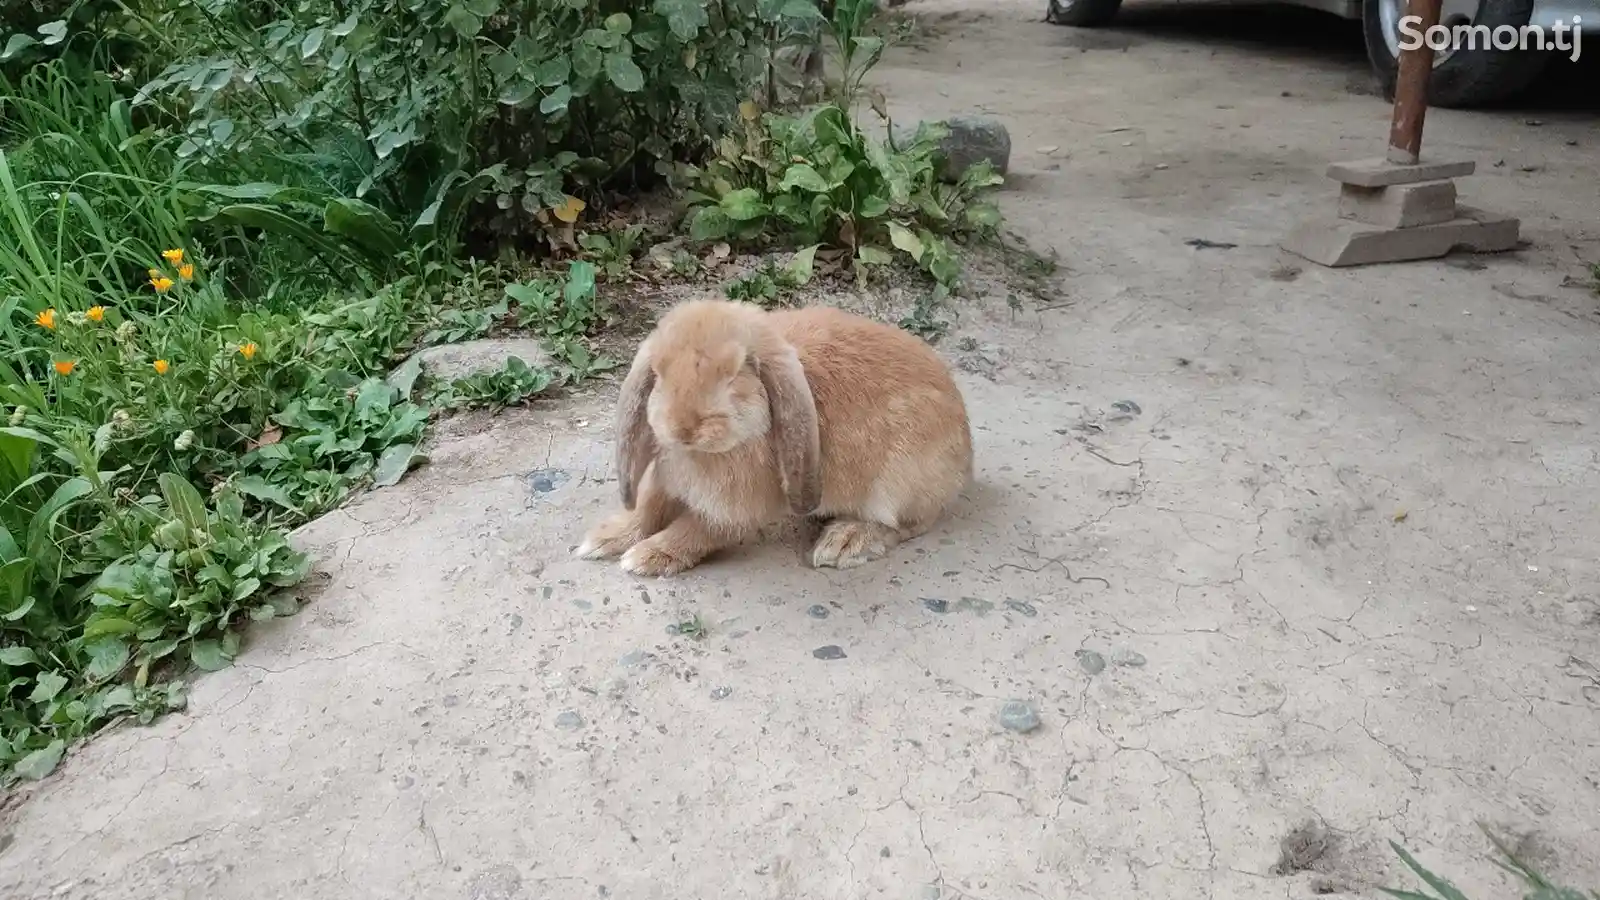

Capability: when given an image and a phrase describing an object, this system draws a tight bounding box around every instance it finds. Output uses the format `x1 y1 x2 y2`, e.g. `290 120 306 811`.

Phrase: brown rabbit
576 298 973 576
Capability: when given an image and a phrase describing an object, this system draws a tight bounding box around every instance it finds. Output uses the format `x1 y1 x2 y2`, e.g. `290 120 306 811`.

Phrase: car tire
1045 0 1124 27
1362 0 1550 108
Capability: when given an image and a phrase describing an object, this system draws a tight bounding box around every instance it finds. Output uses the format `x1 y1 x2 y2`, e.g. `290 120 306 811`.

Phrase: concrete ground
4 1 1599 897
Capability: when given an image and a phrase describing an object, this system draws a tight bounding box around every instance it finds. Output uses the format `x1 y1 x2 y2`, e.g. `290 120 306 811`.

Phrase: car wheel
1046 0 1124 27
1362 0 1549 107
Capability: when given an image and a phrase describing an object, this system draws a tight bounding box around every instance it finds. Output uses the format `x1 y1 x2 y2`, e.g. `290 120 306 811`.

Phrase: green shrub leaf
189 639 232 672
13 740 64 781
605 51 645 92
656 0 710 39
720 188 769 222
779 164 831 194
540 85 573 115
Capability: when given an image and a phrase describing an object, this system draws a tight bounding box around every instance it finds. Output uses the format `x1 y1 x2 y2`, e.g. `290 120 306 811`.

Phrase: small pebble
710 686 732 700
1076 649 1106 674
554 710 584 730
954 596 993 615
1112 648 1147 667
922 597 950 614
1112 399 1142 416
806 604 829 619
998 700 1041 733
813 645 847 660
1004 600 1038 618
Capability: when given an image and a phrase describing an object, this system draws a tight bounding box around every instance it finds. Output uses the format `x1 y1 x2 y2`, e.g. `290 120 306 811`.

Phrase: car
1044 0 1596 108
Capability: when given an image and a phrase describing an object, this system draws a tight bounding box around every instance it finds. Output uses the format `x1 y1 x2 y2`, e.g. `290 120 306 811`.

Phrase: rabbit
576 297 974 577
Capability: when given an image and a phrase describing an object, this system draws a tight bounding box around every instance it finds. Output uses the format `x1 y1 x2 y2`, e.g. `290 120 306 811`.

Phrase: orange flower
53 360 76 376
150 276 174 293
153 359 170 375
237 341 258 360
35 308 56 330
86 305 106 323
178 263 194 281
162 248 184 264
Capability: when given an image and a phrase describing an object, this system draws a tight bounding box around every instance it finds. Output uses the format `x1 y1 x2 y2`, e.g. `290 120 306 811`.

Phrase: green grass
1383 824 1599 900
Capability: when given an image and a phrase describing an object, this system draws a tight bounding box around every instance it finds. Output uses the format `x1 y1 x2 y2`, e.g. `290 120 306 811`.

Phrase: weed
579 225 647 281
508 260 605 343
431 356 556 410
1382 823 1599 900
678 0 1004 298
899 293 950 342
723 249 818 307
671 613 709 640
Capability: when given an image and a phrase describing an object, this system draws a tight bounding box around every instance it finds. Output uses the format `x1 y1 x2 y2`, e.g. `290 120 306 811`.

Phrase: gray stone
954 596 994 615
554 710 584 730
806 604 830 619
900 115 1011 182
922 597 950 614
400 338 553 384
1004 600 1038 618
812 645 847 660
1076 649 1106 675
997 700 1041 733
710 686 732 700
1111 647 1147 667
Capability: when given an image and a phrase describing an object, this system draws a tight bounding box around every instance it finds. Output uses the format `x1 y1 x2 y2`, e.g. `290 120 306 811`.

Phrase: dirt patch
1272 819 1337 875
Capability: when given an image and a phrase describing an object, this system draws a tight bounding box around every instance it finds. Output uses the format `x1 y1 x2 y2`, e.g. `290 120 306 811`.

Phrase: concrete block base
1282 205 1520 267
1338 179 1458 228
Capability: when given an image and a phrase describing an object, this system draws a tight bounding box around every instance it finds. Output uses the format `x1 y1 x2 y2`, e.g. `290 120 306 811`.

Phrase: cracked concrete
3 1 1599 897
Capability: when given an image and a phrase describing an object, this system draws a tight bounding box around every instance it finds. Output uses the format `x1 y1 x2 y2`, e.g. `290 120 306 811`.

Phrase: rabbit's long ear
615 339 658 509
757 340 821 516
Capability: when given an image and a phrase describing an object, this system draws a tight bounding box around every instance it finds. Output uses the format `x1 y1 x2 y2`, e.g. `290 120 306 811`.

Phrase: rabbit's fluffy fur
577 298 972 576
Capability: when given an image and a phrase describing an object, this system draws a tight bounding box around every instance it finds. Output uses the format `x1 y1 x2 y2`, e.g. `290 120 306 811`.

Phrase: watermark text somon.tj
1399 15 1582 62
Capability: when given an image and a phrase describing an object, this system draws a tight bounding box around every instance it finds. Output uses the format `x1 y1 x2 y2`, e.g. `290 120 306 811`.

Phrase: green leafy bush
128 0 834 247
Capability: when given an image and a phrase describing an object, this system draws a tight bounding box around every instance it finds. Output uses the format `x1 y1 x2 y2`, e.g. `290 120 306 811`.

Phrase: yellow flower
162 249 184 264
148 268 161 280
35 308 56 330
150 276 174 293
86 305 106 323
237 341 258 360
178 263 194 281
53 360 76 376
153 359 170 375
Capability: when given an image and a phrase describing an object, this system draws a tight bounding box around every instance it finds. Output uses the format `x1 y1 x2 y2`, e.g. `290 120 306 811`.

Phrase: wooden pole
1387 0 1444 165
